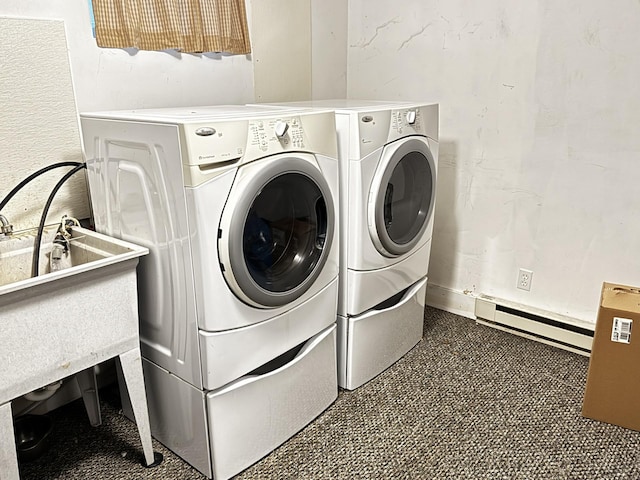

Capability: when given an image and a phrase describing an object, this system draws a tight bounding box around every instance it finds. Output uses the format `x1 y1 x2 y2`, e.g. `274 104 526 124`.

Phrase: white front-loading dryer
81 105 339 479
253 99 439 390
334 101 438 391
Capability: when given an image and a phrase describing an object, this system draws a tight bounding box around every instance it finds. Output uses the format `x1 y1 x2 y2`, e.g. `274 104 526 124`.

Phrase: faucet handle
0 214 13 235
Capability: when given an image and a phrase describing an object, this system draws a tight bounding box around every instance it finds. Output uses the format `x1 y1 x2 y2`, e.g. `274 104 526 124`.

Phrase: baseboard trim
426 284 476 319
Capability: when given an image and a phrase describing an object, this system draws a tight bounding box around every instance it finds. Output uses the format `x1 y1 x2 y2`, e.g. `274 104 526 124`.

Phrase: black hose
31 164 87 278
0 161 83 213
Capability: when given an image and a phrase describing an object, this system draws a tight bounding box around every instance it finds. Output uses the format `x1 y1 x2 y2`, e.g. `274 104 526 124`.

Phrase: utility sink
0 226 159 479
0 226 148 401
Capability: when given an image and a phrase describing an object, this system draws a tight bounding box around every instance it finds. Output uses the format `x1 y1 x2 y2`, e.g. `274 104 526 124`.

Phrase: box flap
601 282 640 313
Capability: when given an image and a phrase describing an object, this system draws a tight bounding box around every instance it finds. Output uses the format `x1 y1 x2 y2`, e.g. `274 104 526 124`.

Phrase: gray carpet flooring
16 306 640 479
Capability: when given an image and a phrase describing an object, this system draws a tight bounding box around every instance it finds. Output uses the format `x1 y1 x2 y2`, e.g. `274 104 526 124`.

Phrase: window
91 0 251 54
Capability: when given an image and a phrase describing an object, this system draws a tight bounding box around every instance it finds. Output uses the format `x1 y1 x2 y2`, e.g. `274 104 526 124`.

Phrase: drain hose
0 161 83 212
31 163 87 277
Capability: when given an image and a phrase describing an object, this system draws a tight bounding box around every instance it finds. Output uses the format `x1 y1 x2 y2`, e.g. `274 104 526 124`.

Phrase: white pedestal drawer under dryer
80 105 340 479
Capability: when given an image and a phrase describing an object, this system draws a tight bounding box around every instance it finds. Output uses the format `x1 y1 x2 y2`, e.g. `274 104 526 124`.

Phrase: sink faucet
0 214 13 236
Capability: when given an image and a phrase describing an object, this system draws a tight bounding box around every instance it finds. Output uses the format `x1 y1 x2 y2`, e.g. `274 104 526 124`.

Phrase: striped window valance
91 0 251 54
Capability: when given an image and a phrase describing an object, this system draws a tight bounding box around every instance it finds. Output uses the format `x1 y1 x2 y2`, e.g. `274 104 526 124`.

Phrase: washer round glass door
368 137 436 257
219 155 335 308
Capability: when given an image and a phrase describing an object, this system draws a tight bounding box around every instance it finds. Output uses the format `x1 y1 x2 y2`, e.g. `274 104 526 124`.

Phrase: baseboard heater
474 296 594 356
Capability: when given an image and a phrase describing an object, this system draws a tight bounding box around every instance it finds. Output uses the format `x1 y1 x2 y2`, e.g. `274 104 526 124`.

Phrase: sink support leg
0 402 19 480
77 367 102 427
118 348 159 468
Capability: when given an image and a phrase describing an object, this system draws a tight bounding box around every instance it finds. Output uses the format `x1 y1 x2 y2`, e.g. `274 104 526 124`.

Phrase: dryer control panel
390 109 424 136
355 104 439 158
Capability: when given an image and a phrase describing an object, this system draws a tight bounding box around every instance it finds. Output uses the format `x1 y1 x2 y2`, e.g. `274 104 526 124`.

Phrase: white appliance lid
80 104 321 123
258 99 435 113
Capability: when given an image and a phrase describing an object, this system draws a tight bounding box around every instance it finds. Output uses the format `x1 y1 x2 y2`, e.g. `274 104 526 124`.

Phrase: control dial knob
406 110 417 125
275 121 289 138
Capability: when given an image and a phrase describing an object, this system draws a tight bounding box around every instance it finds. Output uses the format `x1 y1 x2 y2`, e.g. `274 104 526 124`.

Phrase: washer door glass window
372 138 435 256
222 156 334 308
245 173 327 291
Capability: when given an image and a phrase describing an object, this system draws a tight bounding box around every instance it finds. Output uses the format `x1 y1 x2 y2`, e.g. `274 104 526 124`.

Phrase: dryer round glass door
218 155 335 308
368 137 436 257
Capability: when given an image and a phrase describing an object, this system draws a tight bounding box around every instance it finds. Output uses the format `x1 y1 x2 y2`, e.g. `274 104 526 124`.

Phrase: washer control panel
249 116 305 153
183 115 306 167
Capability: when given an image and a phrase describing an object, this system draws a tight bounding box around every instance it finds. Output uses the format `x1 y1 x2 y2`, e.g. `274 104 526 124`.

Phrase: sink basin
0 225 147 290
0 226 148 405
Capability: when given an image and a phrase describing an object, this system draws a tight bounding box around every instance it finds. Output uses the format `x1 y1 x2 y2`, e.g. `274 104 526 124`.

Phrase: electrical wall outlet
517 268 533 291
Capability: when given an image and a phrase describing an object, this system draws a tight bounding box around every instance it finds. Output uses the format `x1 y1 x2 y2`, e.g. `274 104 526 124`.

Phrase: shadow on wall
428 139 459 293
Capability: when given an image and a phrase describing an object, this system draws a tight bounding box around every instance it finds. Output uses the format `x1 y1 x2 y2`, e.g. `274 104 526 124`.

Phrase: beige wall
250 0 311 102
347 0 640 323
249 0 347 102
311 0 348 99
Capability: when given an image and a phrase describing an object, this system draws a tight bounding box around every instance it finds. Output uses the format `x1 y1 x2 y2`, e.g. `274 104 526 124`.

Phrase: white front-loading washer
254 100 438 390
80 105 339 479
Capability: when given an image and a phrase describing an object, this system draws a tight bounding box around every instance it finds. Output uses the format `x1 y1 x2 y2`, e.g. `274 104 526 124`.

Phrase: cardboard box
582 282 640 430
